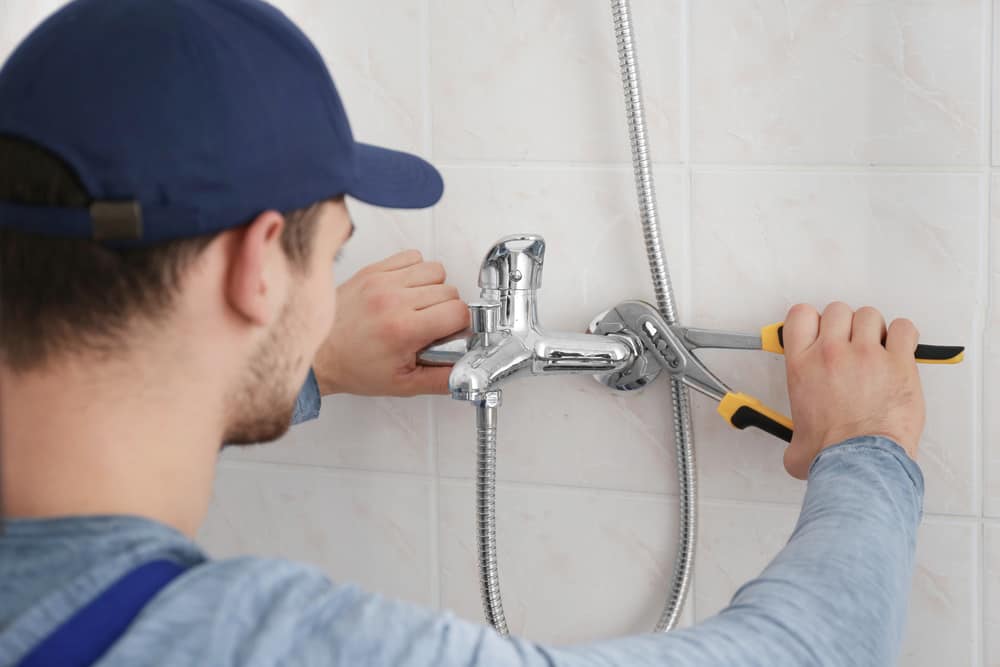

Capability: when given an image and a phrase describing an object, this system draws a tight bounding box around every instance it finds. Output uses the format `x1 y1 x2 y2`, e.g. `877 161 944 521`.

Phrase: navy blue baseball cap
0 0 443 245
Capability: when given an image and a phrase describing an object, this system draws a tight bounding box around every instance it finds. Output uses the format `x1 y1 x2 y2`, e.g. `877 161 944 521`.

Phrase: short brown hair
0 135 321 371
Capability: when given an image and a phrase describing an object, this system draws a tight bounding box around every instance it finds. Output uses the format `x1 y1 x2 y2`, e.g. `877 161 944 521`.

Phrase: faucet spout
448 334 532 401
532 333 635 373
448 329 637 400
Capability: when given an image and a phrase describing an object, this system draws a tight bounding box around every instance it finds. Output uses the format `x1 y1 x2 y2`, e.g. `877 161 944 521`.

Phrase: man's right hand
782 302 926 480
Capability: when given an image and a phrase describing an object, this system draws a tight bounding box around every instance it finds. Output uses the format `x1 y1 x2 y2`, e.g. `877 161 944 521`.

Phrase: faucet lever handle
479 234 545 292
469 300 501 334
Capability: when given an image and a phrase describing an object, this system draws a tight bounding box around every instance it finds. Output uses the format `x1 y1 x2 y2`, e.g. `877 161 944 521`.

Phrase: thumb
783 441 812 480
398 365 453 397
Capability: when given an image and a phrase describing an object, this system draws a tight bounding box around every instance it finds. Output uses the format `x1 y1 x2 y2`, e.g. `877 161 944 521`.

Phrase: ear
225 210 288 326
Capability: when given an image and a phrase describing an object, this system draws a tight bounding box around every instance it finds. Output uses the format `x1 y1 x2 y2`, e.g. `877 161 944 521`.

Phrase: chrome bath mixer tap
421 234 638 401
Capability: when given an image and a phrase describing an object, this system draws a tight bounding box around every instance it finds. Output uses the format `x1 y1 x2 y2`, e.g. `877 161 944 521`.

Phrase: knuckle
361 273 387 292
366 289 398 313
820 339 844 366
825 301 851 315
788 303 817 319
448 299 471 325
857 343 883 361
857 305 881 319
402 249 423 264
427 261 446 282
379 316 411 343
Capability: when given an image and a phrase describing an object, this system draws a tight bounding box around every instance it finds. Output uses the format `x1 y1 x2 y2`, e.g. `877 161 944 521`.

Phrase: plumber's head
0 0 442 444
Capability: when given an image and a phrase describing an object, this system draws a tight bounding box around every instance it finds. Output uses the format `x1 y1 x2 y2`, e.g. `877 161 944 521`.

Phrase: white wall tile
0 1 70 66
438 480 691 643
433 166 686 332
696 503 977 667
433 165 687 494
900 518 978 667
691 0 983 165
693 500 799 621
437 376 679 494
986 522 1000 667
199 463 435 607
336 198 434 279
690 171 981 514
429 0 681 163
270 0 426 154
221 394 432 475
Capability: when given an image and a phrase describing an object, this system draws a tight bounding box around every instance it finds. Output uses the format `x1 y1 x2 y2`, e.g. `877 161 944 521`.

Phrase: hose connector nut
473 389 503 409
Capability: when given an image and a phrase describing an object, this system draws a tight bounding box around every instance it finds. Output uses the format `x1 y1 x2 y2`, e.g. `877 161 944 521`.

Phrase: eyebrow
347 220 356 239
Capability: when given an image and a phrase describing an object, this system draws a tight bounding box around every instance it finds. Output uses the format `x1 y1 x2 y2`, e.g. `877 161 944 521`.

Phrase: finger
885 318 920 359
851 306 887 347
407 284 462 310
818 302 853 343
414 299 470 344
783 304 820 357
397 261 447 288
398 365 452 396
361 249 424 274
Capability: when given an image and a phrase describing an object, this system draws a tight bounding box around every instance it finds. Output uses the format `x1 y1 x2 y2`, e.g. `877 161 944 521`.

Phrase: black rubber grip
914 344 964 362
775 325 963 362
730 406 793 443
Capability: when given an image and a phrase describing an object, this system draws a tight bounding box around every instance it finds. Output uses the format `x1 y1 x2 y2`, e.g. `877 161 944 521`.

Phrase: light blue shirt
0 373 923 666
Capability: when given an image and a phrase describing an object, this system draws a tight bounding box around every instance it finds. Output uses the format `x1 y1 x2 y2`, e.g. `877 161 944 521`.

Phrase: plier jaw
590 300 794 442
591 300 964 444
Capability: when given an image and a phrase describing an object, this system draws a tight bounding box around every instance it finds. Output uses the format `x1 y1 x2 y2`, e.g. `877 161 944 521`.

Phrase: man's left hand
314 250 469 397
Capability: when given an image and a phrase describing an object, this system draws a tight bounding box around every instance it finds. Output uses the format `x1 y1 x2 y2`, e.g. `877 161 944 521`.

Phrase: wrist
315 369 341 396
312 351 342 396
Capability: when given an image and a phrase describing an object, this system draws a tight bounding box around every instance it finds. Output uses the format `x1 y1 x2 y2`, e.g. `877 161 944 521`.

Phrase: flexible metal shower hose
476 401 508 635
611 0 696 633
474 0 696 636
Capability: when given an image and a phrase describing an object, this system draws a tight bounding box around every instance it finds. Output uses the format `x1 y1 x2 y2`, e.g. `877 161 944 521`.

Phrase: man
0 1 925 665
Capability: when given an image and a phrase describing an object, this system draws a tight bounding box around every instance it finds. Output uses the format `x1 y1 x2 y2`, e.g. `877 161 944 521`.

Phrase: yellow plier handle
761 323 965 364
717 392 794 443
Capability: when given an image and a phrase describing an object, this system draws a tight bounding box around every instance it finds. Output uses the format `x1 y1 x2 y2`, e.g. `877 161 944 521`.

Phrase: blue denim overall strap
17 560 188 667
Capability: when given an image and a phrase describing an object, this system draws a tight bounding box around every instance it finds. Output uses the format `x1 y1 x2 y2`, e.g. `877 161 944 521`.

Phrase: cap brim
347 142 443 209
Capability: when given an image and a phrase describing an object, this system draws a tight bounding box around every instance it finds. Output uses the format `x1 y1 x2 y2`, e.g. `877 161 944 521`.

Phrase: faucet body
419 234 637 401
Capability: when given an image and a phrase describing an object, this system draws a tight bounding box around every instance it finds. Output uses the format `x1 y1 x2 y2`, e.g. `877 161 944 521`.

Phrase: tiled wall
1 0 994 664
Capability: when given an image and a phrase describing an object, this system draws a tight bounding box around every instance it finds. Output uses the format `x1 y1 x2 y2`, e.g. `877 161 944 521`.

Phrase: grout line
679 0 691 167
428 402 442 609
421 0 443 611
679 0 696 625
437 473 683 502
980 1 994 664
421 0 433 159
217 457 439 483
679 0 693 321
434 160 686 172
431 159 988 174
219 457 987 522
